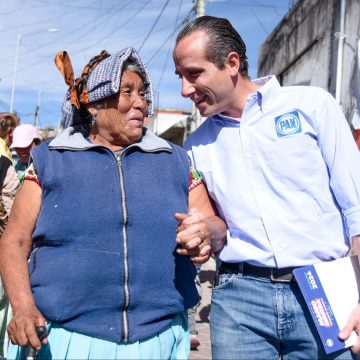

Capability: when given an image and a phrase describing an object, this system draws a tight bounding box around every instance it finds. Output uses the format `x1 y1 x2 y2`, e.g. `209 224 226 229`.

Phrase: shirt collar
49 127 172 153
216 75 281 122
252 75 281 111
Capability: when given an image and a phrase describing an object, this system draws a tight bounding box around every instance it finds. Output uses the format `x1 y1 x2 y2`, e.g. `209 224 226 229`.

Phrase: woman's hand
182 183 226 262
175 208 213 264
8 303 47 350
0 181 44 350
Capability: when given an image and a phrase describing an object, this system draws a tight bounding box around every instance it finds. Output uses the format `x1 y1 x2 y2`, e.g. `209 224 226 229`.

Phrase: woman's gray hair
123 61 144 81
61 47 154 130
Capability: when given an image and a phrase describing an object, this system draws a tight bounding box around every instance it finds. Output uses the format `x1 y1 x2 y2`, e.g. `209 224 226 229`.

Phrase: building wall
258 0 333 88
336 0 360 120
258 0 360 123
38 127 61 141
147 108 191 145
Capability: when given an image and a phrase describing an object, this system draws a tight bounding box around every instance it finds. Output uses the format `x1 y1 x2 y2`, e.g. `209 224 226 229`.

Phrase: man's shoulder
184 117 216 150
280 84 333 101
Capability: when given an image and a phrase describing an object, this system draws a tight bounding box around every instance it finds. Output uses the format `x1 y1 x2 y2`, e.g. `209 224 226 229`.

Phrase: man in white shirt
173 15 360 359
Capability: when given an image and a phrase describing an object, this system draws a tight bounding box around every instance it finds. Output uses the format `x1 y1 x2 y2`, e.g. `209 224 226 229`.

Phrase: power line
70 0 151 55
138 0 170 53
0 0 130 15
0 1 156 94
251 8 269 35
0 2 98 34
0 7 127 79
0 5 123 63
147 4 195 66
0 99 10 111
156 0 184 89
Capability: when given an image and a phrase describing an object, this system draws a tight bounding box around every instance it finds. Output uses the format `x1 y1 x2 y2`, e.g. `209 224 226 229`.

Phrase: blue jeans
210 269 357 360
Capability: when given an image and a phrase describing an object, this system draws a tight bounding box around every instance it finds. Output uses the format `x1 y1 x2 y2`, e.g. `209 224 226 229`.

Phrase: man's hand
340 236 360 354
338 303 360 354
175 208 211 264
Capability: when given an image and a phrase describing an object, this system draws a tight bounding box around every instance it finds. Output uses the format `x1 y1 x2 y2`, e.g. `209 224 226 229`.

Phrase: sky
0 0 294 128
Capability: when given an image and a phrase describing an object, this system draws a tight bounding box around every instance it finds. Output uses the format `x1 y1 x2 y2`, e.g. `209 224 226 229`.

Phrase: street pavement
190 257 216 360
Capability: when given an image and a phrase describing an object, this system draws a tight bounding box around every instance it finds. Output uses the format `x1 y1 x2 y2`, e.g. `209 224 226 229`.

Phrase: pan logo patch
275 111 302 137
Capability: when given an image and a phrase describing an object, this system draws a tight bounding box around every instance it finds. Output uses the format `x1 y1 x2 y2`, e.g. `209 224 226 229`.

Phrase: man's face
173 31 236 117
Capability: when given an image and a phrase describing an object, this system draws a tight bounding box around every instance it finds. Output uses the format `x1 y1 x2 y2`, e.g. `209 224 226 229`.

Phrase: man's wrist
211 236 226 253
351 234 360 257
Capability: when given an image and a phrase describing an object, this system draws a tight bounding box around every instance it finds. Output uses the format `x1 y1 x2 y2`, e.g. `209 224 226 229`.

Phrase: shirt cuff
344 207 360 238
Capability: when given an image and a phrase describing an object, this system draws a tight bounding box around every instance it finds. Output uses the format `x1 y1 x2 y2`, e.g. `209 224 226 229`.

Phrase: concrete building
258 0 360 146
38 126 61 141
147 108 191 145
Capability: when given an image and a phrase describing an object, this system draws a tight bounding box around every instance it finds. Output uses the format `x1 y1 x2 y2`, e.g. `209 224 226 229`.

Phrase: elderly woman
0 48 225 359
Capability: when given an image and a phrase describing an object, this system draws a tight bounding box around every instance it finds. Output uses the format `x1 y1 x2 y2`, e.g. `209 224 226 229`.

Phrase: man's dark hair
176 16 249 76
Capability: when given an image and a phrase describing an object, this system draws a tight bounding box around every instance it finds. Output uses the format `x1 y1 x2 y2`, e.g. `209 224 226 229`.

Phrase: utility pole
10 34 21 114
34 89 41 128
9 28 58 114
196 0 205 18
185 0 205 140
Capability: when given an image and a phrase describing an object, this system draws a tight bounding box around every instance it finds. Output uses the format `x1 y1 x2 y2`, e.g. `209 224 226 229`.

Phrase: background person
0 113 19 162
0 154 18 359
0 47 225 360
10 124 41 179
173 15 360 360
0 112 20 358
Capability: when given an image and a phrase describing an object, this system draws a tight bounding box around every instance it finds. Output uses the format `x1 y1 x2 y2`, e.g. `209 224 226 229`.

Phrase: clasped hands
175 208 212 264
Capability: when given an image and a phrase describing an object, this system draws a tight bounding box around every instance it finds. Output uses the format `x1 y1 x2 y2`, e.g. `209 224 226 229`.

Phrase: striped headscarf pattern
56 47 154 129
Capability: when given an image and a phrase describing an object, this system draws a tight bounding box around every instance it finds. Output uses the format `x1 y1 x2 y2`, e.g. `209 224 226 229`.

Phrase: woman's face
92 69 148 148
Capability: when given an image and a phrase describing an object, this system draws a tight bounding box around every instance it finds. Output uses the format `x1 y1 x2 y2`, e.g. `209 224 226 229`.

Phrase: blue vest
29 128 198 343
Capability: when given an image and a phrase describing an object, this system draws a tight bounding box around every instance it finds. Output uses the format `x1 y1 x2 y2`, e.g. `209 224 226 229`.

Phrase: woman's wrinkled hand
175 208 212 264
8 304 47 351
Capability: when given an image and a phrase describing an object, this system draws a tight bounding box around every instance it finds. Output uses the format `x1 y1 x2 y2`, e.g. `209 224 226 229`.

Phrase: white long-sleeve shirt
185 76 360 268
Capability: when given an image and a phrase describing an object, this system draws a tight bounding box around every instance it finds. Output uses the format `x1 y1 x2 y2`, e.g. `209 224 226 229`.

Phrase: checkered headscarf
55 47 154 129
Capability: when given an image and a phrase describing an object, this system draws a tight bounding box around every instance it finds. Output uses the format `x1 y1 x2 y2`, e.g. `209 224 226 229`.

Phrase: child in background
10 124 41 179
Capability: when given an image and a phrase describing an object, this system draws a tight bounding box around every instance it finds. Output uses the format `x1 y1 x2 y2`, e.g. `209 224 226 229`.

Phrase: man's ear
226 52 240 76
